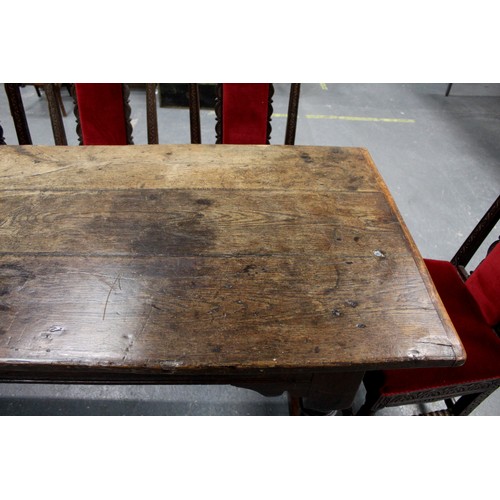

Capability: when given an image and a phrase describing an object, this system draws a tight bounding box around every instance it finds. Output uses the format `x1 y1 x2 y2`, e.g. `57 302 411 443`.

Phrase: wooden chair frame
4 83 67 146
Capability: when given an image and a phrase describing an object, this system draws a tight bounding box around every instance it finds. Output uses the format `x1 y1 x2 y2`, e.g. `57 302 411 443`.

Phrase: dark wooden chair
357 195 500 416
3 83 68 145
4 83 300 147
214 83 301 145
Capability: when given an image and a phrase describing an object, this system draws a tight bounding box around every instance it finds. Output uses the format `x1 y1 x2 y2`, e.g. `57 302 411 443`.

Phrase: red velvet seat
359 195 500 416
375 258 500 397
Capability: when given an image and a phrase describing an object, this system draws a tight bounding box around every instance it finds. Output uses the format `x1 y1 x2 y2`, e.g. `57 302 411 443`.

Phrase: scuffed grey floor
0 83 499 415
0 384 289 416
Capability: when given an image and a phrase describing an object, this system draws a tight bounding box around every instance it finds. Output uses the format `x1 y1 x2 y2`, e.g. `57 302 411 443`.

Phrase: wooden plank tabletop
0 145 465 381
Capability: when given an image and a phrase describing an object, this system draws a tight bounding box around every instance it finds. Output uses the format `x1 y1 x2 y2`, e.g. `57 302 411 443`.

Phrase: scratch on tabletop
102 274 121 320
28 164 82 178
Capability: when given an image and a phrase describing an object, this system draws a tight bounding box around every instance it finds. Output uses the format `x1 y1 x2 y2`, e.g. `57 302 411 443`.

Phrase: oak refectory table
0 145 465 413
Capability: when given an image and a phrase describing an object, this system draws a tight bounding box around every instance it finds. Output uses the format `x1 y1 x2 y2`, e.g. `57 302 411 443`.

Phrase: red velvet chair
358 195 500 415
215 84 301 145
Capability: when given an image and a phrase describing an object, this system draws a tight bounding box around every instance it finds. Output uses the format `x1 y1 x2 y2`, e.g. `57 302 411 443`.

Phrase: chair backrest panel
74 83 132 145
466 242 500 327
218 83 271 145
214 83 300 145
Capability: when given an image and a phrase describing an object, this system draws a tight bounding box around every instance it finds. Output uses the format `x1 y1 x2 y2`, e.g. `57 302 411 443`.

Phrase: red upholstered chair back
215 83 300 145
74 84 132 145
466 241 500 327
219 84 271 144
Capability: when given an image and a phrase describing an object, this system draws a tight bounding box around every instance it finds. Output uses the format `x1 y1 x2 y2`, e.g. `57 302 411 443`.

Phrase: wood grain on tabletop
0 145 465 376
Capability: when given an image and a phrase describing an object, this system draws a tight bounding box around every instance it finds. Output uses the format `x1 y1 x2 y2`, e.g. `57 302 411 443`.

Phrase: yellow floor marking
273 113 415 123
305 114 415 123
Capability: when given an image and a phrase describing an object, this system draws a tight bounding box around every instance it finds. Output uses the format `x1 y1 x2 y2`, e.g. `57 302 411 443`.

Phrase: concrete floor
0 83 499 415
